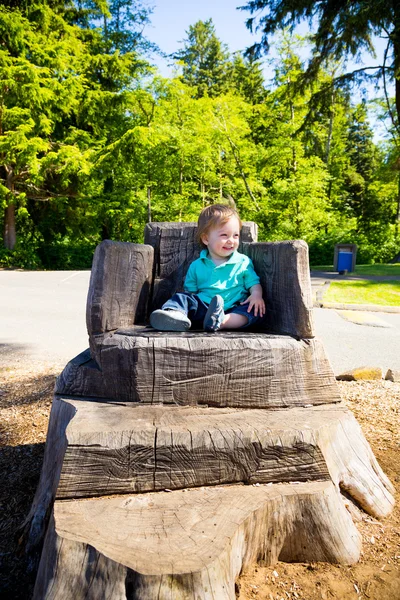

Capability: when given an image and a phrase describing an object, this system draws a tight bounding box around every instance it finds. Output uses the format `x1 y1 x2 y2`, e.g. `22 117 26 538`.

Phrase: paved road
313 307 400 375
1 270 399 375
0 270 90 368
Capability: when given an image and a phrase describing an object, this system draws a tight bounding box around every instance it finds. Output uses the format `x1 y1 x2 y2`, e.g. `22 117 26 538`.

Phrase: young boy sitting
150 204 265 332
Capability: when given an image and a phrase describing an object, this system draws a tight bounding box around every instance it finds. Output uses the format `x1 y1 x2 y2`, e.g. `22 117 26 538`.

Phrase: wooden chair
57 221 339 406
26 222 394 600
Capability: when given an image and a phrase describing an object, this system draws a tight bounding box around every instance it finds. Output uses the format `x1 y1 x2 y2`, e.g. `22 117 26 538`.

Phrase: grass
351 264 400 276
323 280 400 306
311 263 400 276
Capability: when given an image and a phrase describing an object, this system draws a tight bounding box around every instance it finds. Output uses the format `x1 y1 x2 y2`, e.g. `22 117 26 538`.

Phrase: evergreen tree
229 53 266 104
173 19 231 98
240 0 400 132
0 5 89 250
99 0 157 55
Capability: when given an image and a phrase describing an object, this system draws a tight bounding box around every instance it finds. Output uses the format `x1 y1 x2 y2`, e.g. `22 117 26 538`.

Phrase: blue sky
146 0 259 66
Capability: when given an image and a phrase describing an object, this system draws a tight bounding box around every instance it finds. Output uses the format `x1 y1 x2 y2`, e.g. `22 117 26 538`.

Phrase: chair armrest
243 240 314 338
86 240 154 339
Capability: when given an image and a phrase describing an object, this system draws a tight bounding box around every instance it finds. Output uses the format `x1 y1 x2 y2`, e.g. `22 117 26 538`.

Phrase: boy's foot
203 295 225 332
150 309 191 332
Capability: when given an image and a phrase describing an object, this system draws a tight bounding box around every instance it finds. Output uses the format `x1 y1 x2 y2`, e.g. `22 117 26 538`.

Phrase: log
23 396 394 564
33 481 361 600
53 402 394 518
57 332 339 406
86 241 154 363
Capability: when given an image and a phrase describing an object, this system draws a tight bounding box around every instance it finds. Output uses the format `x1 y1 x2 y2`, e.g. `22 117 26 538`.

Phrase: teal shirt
184 249 260 310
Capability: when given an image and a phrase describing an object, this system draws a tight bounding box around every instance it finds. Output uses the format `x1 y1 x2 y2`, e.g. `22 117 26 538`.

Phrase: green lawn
311 263 400 277
323 280 400 306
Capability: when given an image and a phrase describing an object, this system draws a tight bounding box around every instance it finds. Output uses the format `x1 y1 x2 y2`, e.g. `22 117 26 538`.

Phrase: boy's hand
240 285 265 317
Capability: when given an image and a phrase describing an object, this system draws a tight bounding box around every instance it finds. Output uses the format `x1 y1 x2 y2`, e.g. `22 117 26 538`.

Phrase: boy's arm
241 283 265 317
242 258 265 317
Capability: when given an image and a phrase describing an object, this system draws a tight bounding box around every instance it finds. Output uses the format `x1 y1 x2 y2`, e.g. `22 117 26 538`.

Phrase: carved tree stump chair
25 222 394 600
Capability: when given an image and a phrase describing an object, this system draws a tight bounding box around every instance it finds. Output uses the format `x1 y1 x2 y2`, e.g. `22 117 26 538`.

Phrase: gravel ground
0 359 399 600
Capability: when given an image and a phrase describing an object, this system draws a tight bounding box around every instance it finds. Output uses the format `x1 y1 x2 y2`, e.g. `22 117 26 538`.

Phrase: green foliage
240 0 400 132
37 239 97 269
0 7 398 269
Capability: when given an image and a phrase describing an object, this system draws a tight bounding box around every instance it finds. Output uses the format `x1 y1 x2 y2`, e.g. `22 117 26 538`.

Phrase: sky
145 0 260 70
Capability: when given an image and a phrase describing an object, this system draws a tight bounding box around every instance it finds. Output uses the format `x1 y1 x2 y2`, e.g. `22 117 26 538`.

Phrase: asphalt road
0 270 90 368
1 270 399 375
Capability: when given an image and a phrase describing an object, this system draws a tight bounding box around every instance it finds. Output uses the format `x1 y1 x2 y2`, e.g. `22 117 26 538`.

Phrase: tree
98 0 157 55
240 1 400 131
0 5 90 250
240 0 400 250
229 53 266 104
173 19 231 98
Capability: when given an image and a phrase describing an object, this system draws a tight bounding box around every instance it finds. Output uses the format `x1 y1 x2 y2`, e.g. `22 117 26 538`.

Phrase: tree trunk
147 186 151 223
3 171 16 249
33 481 362 600
325 87 334 166
3 202 16 250
392 9 400 232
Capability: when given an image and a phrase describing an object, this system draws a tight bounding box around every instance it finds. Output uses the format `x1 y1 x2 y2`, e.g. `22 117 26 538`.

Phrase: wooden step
34 481 361 600
56 332 340 407
27 396 394 519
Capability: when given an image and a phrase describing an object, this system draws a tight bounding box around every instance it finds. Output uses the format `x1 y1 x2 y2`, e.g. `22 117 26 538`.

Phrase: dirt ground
0 357 399 600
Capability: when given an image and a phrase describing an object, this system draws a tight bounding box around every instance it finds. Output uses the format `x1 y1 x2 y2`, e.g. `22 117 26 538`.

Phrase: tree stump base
34 481 361 600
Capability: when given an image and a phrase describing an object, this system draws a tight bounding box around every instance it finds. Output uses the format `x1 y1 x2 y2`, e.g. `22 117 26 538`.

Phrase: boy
150 204 265 332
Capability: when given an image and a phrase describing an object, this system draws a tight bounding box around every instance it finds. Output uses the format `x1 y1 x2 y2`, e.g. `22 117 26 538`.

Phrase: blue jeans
162 292 263 330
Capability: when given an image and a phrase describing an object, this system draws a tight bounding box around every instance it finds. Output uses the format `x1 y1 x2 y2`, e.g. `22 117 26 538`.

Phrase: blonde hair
196 204 242 247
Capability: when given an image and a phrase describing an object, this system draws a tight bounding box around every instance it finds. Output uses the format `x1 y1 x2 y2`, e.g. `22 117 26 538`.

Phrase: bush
37 239 98 270
0 243 43 270
308 223 400 266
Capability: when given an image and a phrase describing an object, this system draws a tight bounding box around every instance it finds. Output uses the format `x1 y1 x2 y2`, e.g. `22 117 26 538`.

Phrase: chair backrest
144 221 258 312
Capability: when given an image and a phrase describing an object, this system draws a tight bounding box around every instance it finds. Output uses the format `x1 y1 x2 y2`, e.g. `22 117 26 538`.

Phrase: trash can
333 244 357 273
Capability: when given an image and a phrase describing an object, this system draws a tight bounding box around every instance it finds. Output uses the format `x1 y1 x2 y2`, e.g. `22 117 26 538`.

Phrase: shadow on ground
0 442 45 600
0 366 57 599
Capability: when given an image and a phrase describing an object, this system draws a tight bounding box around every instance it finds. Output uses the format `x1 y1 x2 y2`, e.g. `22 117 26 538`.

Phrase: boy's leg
150 293 193 331
220 303 263 330
150 293 207 331
203 295 225 332
219 312 248 329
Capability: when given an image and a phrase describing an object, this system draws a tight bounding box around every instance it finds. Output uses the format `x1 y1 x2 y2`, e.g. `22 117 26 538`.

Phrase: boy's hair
196 204 242 247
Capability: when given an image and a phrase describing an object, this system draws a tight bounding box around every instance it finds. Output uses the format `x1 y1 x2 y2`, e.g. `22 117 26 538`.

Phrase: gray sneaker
203 295 225 332
150 309 191 332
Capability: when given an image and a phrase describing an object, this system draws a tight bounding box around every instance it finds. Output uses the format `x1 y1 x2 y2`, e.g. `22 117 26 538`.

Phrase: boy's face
201 215 240 262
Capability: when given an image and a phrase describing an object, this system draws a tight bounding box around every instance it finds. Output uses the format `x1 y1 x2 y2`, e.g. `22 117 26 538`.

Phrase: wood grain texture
34 481 361 600
56 331 339 407
242 241 314 338
144 221 257 313
86 240 153 338
53 401 394 518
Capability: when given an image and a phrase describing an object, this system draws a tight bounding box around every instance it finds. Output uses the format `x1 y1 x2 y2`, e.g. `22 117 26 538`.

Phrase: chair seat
57 327 340 408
